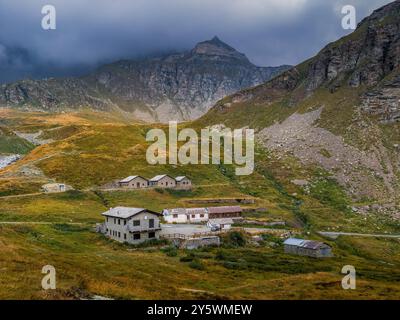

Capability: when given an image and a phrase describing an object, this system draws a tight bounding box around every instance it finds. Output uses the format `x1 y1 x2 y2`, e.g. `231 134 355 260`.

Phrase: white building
42 183 72 193
162 207 208 224
162 208 188 223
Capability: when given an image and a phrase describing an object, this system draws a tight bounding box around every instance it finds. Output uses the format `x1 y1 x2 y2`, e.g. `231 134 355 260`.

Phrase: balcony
127 222 161 233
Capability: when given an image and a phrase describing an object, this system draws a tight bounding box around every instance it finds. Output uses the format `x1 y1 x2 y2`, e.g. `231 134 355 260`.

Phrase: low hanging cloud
0 0 394 83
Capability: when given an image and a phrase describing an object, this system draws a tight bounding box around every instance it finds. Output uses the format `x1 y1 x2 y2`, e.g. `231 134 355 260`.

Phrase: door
137 182 140 188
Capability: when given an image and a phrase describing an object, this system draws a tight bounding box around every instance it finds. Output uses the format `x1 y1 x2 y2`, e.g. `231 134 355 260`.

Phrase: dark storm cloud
0 0 394 83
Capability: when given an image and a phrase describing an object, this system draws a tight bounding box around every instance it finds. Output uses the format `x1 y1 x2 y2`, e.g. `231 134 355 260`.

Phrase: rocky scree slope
201 1 400 201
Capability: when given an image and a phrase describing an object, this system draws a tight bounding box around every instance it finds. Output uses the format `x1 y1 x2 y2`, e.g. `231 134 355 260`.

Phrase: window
118 219 121 225
200 214 204 218
133 220 140 226
173 214 178 218
133 233 141 240
124 234 127 240
114 218 116 224
118 232 121 238
191 214 195 218
148 232 155 239
106 217 109 222
124 220 127 226
149 219 154 228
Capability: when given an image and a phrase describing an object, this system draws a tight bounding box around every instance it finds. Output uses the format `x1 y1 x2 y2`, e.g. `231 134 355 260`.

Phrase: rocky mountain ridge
0 37 290 122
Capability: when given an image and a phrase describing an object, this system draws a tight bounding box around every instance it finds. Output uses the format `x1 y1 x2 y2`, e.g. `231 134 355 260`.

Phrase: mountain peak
191 36 249 63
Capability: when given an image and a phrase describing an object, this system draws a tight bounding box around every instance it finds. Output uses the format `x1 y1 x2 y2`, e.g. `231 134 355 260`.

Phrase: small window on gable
133 220 140 226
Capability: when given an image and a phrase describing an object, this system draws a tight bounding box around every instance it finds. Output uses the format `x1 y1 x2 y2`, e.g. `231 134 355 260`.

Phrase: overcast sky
0 0 394 83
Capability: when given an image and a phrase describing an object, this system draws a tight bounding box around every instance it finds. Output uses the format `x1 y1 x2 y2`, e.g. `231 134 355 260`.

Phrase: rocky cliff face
0 37 290 122
305 0 400 91
203 0 400 201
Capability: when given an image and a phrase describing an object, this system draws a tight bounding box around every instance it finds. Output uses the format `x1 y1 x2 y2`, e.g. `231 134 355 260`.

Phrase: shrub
188 259 205 270
180 255 195 262
161 245 178 257
223 231 246 247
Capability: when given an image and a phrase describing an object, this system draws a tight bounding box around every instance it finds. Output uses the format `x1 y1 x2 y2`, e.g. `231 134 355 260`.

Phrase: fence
160 228 243 240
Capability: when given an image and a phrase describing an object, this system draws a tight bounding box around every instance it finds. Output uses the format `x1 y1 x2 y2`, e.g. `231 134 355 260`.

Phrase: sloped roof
150 174 174 182
186 207 207 215
120 175 148 183
207 206 242 214
283 238 305 246
163 208 187 216
175 176 189 182
102 207 160 218
283 238 331 250
163 207 207 216
208 218 234 225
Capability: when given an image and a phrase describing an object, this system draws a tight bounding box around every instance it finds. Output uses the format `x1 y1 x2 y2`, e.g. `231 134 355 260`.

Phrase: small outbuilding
119 175 149 189
149 174 176 188
162 207 208 223
42 183 72 193
207 218 234 230
175 176 192 189
283 238 333 258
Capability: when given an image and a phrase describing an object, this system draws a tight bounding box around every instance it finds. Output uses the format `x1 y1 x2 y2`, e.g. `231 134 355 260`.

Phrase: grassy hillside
0 108 399 299
0 126 35 154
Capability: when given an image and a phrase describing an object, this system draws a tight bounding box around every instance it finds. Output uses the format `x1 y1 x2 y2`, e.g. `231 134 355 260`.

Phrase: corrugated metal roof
186 207 207 215
175 176 188 182
284 238 305 246
284 238 331 250
119 175 142 183
207 206 242 214
150 174 171 182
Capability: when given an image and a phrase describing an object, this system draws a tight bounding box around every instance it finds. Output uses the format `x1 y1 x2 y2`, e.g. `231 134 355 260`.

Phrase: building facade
102 207 161 244
207 206 242 219
118 176 149 189
162 207 208 223
42 183 72 193
175 176 192 189
149 175 176 188
162 208 188 223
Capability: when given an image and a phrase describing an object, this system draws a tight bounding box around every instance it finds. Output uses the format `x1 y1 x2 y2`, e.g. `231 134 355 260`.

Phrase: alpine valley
0 1 399 300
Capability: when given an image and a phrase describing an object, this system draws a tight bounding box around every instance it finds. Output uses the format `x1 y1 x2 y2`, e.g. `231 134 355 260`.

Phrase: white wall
164 213 188 223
